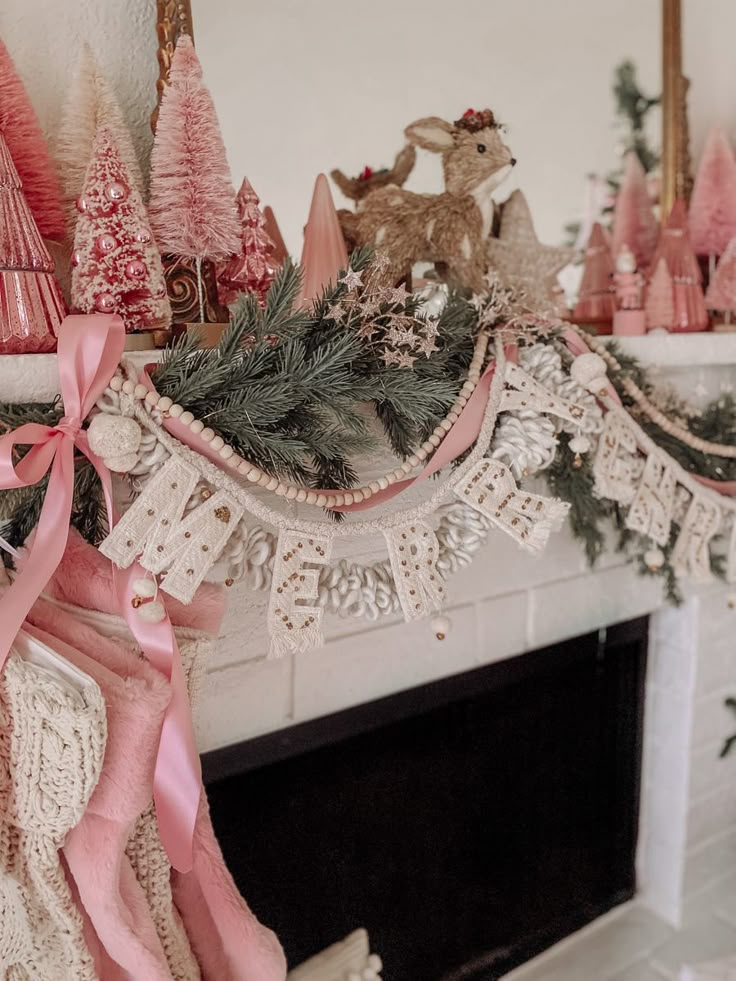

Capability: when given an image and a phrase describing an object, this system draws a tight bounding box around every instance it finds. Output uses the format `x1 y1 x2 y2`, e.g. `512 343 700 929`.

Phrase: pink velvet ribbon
0 315 198 873
141 350 504 514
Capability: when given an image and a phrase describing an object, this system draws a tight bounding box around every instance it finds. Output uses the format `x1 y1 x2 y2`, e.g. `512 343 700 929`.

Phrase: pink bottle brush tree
571 223 616 331
689 127 736 274
705 235 736 324
71 127 171 332
644 257 675 331
611 151 658 272
148 33 240 322
650 200 708 332
0 38 65 241
217 177 277 307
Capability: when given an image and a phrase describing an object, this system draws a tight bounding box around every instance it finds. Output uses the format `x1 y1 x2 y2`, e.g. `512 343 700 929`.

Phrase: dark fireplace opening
204 616 648 980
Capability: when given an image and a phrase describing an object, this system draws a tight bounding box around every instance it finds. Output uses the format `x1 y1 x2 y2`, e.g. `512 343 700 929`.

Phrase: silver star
382 349 402 367
358 322 379 340
327 301 345 320
388 283 410 305
417 335 439 357
395 329 419 349
340 269 363 290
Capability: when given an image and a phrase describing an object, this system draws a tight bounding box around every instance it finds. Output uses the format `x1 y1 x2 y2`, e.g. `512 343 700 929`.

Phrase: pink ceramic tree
644 257 675 331
571 223 615 331
0 39 65 241
217 177 276 306
297 174 349 308
689 127 736 270
650 200 708 332
705 235 736 323
0 133 65 352
611 152 658 272
71 128 170 332
148 33 240 320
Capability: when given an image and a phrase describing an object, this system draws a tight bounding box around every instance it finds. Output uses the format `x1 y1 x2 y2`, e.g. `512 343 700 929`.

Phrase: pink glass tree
71 128 170 332
297 174 349 309
611 152 658 272
0 38 65 241
650 200 708 332
644 257 675 331
689 127 736 274
148 33 240 322
0 133 66 353
263 205 289 266
217 177 277 307
571 223 616 332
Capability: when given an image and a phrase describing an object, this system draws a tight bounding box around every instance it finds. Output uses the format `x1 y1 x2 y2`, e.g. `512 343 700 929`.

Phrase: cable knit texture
0 650 106 979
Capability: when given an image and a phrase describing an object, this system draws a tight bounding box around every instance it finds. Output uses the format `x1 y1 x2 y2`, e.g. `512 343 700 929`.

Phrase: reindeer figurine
338 109 515 292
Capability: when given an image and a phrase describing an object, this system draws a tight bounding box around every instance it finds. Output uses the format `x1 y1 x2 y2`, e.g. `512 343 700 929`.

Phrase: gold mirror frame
153 0 689 221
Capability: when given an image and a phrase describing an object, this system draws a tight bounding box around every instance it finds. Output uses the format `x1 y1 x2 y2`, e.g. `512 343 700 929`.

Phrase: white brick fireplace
2 333 735 975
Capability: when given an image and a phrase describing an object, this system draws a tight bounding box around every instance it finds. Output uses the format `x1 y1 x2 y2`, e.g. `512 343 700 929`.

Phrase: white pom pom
104 451 140 474
570 352 608 394
644 547 665 572
88 413 141 462
367 955 383 972
132 578 157 599
157 396 173 412
137 600 166 623
569 434 591 455
109 375 123 392
430 614 451 640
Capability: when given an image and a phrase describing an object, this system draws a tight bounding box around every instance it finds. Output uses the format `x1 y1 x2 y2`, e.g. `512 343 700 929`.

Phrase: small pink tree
705 235 736 323
148 33 240 321
263 205 289 266
0 39 65 241
689 127 736 270
71 128 170 332
645 257 675 331
650 200 708 332
571 223 615 330
611 152 658 271
217 177 276 306
297 174 349 308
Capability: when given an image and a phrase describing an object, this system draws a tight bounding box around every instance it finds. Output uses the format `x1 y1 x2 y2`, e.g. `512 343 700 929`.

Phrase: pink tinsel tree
650 200 708 332
71 127 171 332
217 177 276 306
297 174 349 308
705 235 736 322
611 152 659 271
148 33 239 320
644 257 675 331
689 127 736 264
0 39 65 241
571 223 615 330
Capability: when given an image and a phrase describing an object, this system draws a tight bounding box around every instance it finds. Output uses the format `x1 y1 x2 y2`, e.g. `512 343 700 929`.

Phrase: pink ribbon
140 348 508 514
0 315 199 873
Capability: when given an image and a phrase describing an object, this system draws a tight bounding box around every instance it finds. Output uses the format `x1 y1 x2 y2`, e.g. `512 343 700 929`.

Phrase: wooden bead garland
109 330 491 510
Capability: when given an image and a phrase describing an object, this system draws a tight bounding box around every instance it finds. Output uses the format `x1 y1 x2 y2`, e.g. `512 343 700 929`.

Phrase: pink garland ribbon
141 347 510 514
0 315 198 873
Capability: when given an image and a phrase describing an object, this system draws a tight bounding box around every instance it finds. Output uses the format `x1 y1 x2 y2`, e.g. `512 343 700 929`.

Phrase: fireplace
203 616 648 979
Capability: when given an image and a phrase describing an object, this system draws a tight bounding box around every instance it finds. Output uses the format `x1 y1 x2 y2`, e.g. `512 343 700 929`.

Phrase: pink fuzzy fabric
22 607 174 980
148 34 240 260
0 39 66 240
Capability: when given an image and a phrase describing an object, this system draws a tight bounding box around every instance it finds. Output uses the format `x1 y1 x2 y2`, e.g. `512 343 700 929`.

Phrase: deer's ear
404 117 456 153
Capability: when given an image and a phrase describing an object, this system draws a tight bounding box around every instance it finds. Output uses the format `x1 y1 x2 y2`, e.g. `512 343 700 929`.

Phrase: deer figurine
338 109 515 292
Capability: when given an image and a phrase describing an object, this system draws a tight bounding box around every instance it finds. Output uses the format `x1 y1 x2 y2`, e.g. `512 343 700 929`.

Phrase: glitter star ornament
487 190 576 317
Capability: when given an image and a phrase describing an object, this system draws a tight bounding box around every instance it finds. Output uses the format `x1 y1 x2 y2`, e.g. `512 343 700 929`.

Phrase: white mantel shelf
0 350 163 403
1 334 735 404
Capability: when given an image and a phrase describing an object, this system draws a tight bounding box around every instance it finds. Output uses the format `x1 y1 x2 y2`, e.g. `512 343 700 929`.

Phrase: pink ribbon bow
0 315 199 872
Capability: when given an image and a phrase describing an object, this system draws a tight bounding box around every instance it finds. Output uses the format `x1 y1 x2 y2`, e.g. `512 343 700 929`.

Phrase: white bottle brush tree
148 33 240 323
71 127 171 331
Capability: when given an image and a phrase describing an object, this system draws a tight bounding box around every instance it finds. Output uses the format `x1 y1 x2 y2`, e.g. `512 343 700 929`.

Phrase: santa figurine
613 244 646 335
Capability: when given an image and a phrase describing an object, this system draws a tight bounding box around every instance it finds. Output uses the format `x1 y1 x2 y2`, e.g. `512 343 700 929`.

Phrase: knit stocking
23 604 180 981
0 650 105 980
